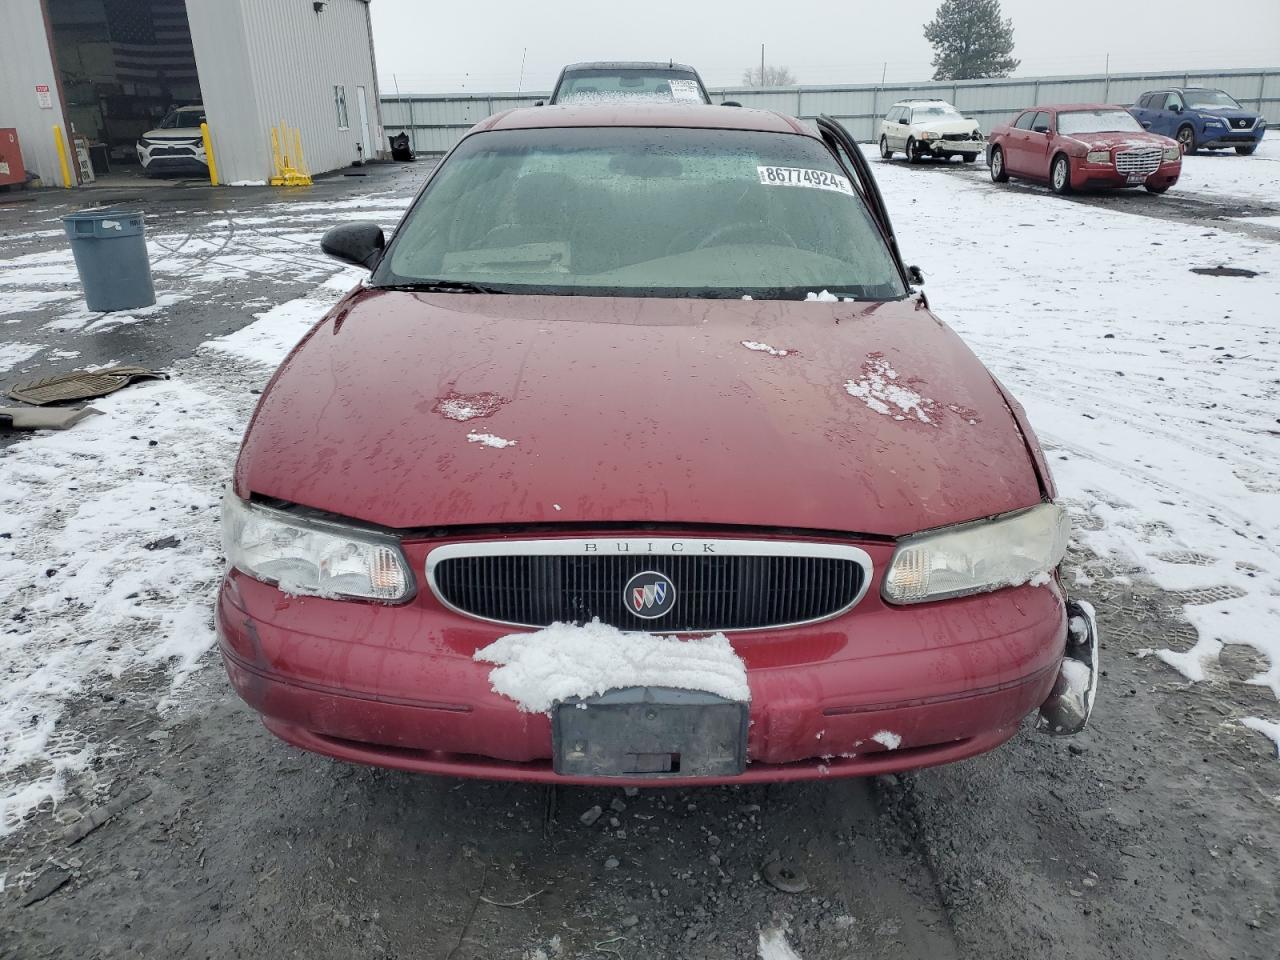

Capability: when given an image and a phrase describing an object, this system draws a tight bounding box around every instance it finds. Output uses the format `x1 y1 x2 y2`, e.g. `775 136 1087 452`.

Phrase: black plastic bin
62 209 156 312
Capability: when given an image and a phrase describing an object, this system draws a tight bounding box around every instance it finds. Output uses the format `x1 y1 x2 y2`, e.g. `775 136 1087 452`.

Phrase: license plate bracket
552 687 748 778
1126 172 1146 184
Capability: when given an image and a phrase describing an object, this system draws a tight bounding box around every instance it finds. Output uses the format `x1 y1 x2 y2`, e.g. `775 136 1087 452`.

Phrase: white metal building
0 0 383 188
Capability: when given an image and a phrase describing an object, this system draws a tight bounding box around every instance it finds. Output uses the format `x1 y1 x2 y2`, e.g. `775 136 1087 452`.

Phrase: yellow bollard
53 125 73 188
200 122 219 186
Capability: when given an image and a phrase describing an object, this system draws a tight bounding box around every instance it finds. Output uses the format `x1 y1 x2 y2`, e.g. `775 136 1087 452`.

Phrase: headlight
882 503 1070 604
1197 114 1223 124
221 494 412 602
1163 146 1181 161
918 131 932 140
1086 150 1111 164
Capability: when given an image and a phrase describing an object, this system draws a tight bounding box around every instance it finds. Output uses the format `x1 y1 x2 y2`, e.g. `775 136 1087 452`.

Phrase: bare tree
742 65 797 87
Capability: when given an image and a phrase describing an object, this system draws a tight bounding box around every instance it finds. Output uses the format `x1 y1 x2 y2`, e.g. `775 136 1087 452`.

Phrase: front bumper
922 138 984 155
1198 127 1265 149
1074 159 1181 190
216 533 1087 783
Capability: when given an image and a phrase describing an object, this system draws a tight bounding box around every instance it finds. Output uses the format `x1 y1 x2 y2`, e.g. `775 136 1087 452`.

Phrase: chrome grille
1115 147 1162 176
427 538 871 632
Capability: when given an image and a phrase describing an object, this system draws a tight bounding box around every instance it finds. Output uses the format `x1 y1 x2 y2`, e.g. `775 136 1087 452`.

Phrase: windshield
159 107 204 129
1058 109 1143 135
1183 89 1242 110
914 104 960 118
378 127 905 300
554 69 707 104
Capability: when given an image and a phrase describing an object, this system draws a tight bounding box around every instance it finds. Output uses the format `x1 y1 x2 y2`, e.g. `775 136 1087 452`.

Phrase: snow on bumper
216 551 1072 782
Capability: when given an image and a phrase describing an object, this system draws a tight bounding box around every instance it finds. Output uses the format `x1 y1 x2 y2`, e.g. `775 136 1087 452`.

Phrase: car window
380 127 906 301
1183 89 1242 110
1162 93 1184 111
1030 112 1052 133
1014 111 1036 130
893 107 906 123
554 69 707 104
1137 94 1153 109
913 103 960 118
1058 109 1144 135
885 107 899 123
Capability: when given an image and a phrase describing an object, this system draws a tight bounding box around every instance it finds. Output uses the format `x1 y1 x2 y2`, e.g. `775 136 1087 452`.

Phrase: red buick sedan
216 104 1098 786
988 103 1182 195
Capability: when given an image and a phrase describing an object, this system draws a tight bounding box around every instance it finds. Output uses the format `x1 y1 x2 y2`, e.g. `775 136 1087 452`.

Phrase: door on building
356 85 372 162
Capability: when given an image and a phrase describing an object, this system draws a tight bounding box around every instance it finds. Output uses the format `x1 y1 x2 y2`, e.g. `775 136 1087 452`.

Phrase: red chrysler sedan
216 104 1098 786
988 103 1182 195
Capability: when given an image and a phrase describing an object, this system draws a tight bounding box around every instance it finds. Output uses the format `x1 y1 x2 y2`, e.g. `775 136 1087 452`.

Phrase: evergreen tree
924 0 1019 81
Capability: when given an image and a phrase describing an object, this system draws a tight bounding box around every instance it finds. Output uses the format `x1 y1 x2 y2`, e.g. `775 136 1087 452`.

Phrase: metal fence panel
384 67 1279 153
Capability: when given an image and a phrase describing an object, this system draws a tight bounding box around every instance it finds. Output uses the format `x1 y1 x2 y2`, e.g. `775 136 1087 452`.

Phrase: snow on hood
911 117 978 134
235 290 1043 536
474 620 750 713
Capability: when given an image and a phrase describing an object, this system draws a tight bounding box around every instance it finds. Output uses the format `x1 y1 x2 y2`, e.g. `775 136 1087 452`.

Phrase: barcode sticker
757 166 854 195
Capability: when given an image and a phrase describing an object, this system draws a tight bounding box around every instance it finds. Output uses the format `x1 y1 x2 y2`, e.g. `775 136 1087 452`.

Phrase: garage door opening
46 0 205 185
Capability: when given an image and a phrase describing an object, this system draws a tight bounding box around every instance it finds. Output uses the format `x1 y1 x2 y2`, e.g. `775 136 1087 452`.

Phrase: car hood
141 126 202 141
912 118 978 135
1066 130 1177 150
234 290 1043 537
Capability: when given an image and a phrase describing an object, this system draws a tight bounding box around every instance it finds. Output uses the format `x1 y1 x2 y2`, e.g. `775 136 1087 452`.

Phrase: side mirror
1170 103 1182 113
907 265 925 286
320 222 385 271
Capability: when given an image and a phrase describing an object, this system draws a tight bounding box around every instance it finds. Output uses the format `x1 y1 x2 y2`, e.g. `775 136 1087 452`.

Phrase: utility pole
517 47 528 95
761 44 765 87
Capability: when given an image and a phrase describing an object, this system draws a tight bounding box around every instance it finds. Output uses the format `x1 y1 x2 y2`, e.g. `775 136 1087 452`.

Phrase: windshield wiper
379 280 504 294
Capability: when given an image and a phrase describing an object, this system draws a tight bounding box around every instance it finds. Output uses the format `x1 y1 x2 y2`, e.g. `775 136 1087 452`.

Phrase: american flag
106 0 199 86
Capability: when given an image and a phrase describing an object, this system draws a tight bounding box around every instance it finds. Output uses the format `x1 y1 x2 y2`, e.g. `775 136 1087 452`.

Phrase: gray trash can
62 209 156 312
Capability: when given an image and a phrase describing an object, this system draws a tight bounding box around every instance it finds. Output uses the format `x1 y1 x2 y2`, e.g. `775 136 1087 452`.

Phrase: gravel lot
1 143 1277 959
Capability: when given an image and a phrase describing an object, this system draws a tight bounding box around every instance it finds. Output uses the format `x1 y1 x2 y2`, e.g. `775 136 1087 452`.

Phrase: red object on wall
0 129 26 188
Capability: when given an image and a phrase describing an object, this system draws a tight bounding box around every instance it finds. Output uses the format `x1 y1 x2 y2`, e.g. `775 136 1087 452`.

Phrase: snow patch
434 392 507 421
467 432 517 449
844 353 937 424
740 340 791 357
474 620 750 714
1240 717 1280 758
758 926 804 960
872 730 902 750
0 342 42 373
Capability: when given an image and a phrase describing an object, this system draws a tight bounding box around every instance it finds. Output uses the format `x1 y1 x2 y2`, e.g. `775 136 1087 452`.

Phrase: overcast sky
369 0 1280 94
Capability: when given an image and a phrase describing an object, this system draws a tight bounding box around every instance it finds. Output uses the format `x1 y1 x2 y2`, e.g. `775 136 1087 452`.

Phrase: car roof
1021 104 1122 113
478 104 813 137
562 61 700 73
894 99 953 106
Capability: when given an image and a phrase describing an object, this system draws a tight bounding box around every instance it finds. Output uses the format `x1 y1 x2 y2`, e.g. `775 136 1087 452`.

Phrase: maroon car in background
988 104 1182 195
216 104 1099 786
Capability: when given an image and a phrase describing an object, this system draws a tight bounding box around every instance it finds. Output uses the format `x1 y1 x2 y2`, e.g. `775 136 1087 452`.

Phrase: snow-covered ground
874 152 1280 755
1173 131 1280 204
2 147 1280 837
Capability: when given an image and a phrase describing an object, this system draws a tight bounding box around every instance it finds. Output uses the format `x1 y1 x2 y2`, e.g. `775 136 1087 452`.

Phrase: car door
886 107 903 149
1004 111 1036 174
1131 93 1153 128
1152 92 1184 137
881 107 898 147
1020 111 1054 179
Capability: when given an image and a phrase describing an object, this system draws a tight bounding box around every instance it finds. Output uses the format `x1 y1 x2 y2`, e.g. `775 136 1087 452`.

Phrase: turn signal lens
883 504 1070 604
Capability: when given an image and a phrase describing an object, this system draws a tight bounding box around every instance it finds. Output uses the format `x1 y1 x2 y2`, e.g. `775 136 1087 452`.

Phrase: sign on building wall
35 85 53 109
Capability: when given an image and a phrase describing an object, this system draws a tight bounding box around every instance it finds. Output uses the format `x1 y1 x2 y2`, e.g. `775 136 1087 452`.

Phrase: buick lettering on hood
216 104 1099 785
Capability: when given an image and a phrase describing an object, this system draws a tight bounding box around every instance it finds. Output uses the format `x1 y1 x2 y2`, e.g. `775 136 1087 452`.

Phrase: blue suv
1130 87 1266 155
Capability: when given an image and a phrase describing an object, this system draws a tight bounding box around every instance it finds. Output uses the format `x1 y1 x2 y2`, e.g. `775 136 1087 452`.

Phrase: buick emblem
624 570 677 620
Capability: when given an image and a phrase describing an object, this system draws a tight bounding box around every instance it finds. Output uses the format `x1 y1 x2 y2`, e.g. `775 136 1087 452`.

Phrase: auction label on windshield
757 166 854 195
